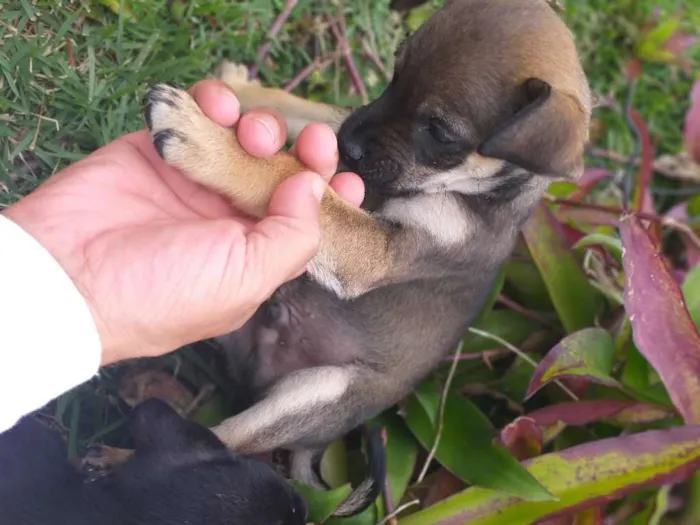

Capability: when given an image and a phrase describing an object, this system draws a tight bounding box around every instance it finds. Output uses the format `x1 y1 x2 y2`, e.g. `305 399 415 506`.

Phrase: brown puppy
143 0 591 515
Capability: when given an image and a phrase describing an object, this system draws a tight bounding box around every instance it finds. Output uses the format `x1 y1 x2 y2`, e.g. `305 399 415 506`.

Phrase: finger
243 171 324 300
291 123 339 180
237 110 288 158
189 80 241 127
329 171 365 208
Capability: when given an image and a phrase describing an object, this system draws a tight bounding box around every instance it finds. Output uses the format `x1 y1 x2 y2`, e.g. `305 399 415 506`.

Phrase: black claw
144 103 154 130
153 129 176 158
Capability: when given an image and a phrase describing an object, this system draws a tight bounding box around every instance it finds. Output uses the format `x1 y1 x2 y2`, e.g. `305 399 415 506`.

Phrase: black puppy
0 399 308 525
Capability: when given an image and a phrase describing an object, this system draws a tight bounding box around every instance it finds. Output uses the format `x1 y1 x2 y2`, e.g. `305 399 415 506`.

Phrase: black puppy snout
339 134 367 164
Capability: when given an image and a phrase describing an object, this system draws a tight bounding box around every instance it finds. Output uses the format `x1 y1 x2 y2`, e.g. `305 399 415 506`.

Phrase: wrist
0 211 103 391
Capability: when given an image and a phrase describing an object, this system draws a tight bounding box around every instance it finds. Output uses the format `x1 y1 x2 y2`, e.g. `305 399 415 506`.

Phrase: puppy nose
339 135 367 163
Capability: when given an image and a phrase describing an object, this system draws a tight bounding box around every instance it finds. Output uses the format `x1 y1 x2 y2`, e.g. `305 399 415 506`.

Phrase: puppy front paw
81 444 134 481
144 83 234 182
144 84 201 164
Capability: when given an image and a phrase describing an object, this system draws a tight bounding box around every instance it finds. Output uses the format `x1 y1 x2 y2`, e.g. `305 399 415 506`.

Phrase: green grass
2 0 696 207
2 0 700 522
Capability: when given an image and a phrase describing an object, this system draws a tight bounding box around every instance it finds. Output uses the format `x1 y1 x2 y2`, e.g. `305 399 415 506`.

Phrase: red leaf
499 417 544 461
625 59 643 80
560 223 587 249
620 214 700 424
684 80 700 163
537 507 604 525
422 468 465 507
567 168 612 202
628 108 656 215
555 207 620 228
526 400 675 428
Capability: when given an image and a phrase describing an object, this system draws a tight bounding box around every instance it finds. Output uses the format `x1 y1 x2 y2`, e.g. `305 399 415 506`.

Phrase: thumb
243 170 325 300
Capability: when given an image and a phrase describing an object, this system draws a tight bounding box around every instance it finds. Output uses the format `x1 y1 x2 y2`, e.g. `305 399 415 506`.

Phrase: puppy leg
210 366 358 452
215 60 351 140
290 447 329 490
144 84 399 298
211 366 388 517
82 445 134 480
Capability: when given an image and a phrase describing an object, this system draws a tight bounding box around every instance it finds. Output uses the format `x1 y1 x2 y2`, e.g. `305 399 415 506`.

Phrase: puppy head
337 0 592 197
111 399 308 525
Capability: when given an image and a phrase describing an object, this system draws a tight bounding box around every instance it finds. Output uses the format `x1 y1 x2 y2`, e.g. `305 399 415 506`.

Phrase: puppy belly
221 281 365 396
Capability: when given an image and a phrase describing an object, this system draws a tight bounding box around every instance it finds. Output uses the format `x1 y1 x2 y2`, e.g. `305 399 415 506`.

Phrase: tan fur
146 84 391 298
215 61 350 139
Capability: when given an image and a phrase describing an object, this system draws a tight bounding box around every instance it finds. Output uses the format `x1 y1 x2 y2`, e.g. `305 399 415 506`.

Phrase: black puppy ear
477 78 588 180
128 398 226 453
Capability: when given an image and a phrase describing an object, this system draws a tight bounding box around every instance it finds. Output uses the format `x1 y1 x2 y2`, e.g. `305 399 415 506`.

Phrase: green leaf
522 204 601 333
682 264 700 329
291 482 353 524
400 425 700 525
404 380 554 502
503 257 554 312
319 439 349 490
573 232 623 264
526 328 619 399
464 309 539 354
369 411 418 510
406 2 436 32
189 393 231 428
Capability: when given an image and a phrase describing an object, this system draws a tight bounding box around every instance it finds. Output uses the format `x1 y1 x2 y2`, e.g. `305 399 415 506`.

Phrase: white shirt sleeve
0 214 102 433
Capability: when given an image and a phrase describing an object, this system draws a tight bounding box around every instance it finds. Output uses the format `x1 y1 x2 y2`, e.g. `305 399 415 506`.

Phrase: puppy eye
421 118 455 145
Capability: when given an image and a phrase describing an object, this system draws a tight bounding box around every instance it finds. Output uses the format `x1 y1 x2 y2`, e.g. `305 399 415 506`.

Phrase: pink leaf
665 33 697 55
664 201 688 223
620 214 700 424
684 80 700 163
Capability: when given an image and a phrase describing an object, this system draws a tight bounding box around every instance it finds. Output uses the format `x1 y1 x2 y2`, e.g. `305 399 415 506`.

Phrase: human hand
2 79 364 366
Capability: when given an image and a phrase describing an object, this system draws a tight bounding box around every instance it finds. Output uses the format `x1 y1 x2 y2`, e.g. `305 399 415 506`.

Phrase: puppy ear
128 398 226 453
477 78 587 180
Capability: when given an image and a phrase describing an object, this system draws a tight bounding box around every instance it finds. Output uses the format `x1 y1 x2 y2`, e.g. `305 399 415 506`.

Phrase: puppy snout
339 133 367 164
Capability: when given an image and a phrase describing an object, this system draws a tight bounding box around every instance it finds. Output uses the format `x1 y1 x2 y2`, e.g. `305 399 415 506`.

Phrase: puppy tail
331 426 387 518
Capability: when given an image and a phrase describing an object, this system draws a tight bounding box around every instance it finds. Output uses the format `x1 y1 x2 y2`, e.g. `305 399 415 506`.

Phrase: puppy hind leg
215 59 351 140
290 447 329 490
210 365 356 453
211 366 390 518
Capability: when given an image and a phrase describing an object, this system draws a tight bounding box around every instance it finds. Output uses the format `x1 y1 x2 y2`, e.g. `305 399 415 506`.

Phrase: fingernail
252 114 279 143
310 174 325 202
219 85 241 111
